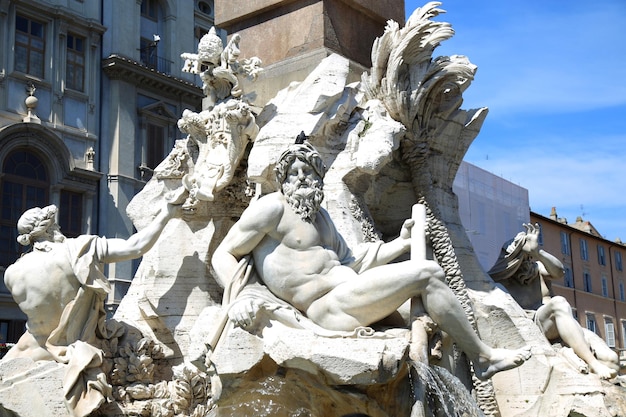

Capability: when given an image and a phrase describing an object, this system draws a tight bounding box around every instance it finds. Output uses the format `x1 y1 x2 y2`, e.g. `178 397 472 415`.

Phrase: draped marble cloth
43 235 122 417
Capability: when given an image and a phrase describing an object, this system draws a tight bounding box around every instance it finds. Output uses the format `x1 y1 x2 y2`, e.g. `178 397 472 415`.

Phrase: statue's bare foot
588 360 617 379
474 347 532 380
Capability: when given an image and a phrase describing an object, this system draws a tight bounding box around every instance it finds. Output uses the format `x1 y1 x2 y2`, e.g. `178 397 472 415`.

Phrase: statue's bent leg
306 260 441 331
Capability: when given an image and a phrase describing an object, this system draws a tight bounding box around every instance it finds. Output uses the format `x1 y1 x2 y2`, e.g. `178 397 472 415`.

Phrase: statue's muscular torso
4 244 81 345
250 193 355 312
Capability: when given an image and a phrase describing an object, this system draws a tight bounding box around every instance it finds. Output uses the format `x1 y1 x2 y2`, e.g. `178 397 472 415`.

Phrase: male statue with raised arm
2 201 178 416
489 223 619 379
212 140 531 380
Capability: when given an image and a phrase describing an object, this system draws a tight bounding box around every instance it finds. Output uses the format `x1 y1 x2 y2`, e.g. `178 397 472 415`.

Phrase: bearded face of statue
281 158 324 223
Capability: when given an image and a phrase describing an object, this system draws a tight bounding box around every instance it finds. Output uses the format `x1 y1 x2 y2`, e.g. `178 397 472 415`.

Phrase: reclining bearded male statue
211 140 531 380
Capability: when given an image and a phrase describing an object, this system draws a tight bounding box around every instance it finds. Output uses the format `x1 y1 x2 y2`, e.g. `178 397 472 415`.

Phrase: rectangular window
597 245 606 266
605 318 615 348
560 231 570 255
586 314 596 333
141 0 158 20
601 276 608 297
564 267 574 288
0 320 26 346
616 251 623 271
620 281 625 302
580 238 589 261
59 190 83 238
537 223 543 246
15 15 45 78
583 272 592 292
0 321 7 343
146 123 165 169
0 174 48 268
66 33 85 91
623 321 626 348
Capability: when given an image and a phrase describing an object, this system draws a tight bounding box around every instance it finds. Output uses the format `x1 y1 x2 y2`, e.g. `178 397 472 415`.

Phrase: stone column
215 0 405 105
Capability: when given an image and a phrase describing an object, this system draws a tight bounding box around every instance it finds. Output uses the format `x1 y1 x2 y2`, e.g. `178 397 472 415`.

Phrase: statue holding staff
212 139 531 380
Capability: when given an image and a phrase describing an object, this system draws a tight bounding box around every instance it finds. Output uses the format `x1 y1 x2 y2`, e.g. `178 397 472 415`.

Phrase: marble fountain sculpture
1 3 624 417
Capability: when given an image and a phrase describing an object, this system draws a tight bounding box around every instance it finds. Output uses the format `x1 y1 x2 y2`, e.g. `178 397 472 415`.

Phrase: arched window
0 150 49 267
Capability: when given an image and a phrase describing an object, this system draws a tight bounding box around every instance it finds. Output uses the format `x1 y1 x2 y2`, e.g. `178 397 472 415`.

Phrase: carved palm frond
364 2 482 157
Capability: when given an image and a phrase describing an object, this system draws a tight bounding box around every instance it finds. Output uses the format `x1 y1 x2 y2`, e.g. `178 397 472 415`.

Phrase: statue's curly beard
282 178 324 223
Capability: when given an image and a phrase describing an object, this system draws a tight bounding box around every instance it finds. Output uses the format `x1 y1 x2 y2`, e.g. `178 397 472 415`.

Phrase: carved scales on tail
362 3 498 416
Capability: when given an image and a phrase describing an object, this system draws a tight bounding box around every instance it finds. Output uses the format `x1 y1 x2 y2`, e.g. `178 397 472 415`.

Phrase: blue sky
404 0 626 242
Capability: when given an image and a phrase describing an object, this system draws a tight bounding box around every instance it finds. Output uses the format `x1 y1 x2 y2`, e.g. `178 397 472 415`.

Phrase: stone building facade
0 0 106 345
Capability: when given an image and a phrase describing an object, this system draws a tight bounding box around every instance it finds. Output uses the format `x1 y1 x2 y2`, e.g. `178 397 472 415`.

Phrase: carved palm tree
361 3 499 415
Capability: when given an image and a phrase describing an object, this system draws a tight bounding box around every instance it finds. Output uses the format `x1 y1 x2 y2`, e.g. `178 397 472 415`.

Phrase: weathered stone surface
0 358 68 417
215 0 403 68
263 327 409 385
248 53 355 190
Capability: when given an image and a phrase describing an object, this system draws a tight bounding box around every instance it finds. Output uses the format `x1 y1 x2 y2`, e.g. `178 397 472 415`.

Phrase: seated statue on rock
2 201 178 416
212 139 531 380
488 223 619 379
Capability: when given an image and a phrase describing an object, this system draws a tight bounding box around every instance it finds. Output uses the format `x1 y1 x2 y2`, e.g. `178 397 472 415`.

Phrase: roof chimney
550 207 558 221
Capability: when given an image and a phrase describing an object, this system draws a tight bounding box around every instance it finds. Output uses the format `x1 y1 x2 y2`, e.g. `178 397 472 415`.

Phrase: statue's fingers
245 300 255 316
231 305 247 327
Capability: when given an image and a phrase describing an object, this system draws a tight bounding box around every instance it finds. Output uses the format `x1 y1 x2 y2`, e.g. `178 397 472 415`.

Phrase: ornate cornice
102 54 203 104
11 1 106 34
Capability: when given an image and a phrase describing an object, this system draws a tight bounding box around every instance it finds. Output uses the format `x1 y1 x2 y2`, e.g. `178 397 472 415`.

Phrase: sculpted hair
274 142 326 186
488 231 538 284
16 205 57 246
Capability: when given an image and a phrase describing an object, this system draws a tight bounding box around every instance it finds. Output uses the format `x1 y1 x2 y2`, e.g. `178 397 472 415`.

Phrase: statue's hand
397 218 415 252
228 297 264 329
522 223 540 255
400 219 415 240
165 201 183 219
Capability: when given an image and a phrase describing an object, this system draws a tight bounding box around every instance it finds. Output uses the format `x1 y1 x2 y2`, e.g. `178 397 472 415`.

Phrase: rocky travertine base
0 358 68 417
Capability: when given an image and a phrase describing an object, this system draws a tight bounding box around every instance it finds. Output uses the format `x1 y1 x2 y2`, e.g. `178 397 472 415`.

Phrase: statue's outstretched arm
103 202 179 263
374 218 413 266
536 251 565 281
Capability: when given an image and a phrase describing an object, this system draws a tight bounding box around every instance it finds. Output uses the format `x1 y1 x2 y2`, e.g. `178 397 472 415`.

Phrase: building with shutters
530 209 626 357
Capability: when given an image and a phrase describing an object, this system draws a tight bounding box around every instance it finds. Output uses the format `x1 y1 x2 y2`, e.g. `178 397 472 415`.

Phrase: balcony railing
139 47 173 74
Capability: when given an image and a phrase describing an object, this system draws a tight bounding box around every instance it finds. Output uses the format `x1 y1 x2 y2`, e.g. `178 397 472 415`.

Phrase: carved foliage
105 337 215 417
